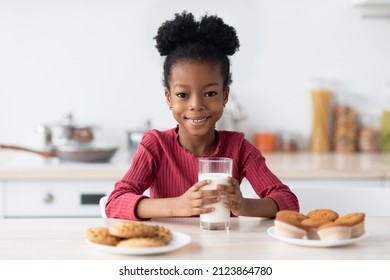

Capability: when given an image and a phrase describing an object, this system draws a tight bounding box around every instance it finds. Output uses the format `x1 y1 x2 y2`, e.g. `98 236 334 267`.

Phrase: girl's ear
223 87 230 106
165 88 172 108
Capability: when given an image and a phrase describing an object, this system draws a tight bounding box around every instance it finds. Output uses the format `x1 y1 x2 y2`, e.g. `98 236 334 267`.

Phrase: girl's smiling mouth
185 116 209 125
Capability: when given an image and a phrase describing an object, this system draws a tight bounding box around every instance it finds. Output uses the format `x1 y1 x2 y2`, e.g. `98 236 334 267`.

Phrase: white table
0 216 388 260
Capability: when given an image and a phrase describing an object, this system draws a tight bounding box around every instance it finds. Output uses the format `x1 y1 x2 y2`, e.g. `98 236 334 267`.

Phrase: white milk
199 173 230 224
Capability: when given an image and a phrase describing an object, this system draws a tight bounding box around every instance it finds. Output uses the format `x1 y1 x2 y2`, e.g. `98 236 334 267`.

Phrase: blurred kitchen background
1 0 390 152
1 0 390 218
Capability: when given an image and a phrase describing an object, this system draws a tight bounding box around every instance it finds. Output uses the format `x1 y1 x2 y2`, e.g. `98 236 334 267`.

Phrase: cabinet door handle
43 193 54 204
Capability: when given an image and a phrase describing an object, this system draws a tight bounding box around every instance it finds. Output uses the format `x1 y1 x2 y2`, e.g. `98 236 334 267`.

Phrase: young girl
106 11 299 220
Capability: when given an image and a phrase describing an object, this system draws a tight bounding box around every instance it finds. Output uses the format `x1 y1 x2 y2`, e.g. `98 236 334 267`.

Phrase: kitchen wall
1 0 390 150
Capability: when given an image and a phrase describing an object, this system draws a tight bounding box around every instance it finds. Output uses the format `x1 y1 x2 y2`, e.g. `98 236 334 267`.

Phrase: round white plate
86 231 191 255
267 226 369 247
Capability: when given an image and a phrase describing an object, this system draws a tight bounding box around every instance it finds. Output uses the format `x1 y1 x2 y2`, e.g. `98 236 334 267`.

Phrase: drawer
4 181 114 218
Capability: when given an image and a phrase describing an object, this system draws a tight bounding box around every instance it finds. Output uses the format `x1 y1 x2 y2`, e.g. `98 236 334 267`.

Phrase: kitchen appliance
3 180 113 218
216 93 246 131
126 119 151 152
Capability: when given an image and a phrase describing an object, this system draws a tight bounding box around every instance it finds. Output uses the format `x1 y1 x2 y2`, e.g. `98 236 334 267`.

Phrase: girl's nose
189 95 205 110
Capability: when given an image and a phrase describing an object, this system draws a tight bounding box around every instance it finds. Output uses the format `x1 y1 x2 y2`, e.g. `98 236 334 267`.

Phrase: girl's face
165 60 229 139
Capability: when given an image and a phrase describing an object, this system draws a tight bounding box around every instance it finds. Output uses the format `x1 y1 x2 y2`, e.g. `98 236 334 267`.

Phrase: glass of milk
198 157 233 230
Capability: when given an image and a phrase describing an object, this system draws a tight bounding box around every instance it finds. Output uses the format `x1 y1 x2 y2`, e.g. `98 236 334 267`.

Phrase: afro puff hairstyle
154 11 240 89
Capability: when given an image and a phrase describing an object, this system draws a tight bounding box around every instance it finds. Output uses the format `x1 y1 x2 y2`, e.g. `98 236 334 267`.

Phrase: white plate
86 231 191 255
267 226 369 247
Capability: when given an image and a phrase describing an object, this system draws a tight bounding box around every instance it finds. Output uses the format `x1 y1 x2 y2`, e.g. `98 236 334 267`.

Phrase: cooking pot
36 113 96 148
0 142 118 162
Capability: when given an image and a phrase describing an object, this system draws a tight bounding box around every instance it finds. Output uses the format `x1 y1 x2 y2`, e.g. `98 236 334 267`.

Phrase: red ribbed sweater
106 128 299 220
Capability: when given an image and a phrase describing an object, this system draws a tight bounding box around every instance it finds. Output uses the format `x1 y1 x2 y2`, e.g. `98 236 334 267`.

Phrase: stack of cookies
85 221 173 247
274 209 365 241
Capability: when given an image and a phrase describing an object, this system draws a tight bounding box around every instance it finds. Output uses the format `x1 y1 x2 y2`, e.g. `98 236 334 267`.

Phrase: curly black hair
154 11 240 89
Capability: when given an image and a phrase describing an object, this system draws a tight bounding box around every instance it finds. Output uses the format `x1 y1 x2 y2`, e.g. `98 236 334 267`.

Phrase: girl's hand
173 180 221 217
217 177 244 216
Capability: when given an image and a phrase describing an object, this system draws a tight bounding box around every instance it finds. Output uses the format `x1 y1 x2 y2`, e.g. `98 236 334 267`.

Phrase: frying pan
0 142 118 163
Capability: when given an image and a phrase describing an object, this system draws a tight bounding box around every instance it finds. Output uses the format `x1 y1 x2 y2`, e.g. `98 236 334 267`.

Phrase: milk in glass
198 157 232 230
199 173 230 226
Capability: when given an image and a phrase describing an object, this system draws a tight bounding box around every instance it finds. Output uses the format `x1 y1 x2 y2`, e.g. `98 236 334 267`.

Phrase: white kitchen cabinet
285 179 390 216
284 179 383 189
240 179 257 198
350 0 390 6
241 178 390 216
3 181 115 218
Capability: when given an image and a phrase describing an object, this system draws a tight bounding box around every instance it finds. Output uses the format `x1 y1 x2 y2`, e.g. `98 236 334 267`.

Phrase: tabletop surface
0 216 388 260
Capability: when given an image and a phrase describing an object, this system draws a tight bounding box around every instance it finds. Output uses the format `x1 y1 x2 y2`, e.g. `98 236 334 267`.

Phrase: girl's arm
218 177 279 218
136 179 221 219
234 197 279 218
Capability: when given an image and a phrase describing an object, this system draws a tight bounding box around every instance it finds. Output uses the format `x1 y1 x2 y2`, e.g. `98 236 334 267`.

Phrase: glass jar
332 93 358 153
310 87 332 153
358 114 379 153
380 109 390 152
380 83 390 152
281 133 298 153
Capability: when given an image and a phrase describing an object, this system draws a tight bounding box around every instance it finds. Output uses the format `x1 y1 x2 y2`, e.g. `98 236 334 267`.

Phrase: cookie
85 227 121 246
117 237 167 248
109 221 156 239
153 225 173 243
307 209 339 221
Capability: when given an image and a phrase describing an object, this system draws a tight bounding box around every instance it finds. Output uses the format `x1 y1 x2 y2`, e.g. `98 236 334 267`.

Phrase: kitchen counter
2 150 390 218
1 150 390 180
0 150 130 180
0 216 388 260
264 152 389 180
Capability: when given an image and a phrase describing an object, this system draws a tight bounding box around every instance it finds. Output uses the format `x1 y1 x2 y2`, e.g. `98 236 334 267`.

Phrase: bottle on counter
380 108 390 152
380 83 390 152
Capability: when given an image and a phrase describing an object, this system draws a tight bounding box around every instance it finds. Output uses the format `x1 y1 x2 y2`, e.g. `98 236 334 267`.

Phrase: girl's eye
205 91 218 97
176 93 188 98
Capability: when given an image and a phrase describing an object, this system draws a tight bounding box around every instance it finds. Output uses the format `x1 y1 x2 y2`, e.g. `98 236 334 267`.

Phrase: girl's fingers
227 176 239 188
199 206 215 214
192 179 211 191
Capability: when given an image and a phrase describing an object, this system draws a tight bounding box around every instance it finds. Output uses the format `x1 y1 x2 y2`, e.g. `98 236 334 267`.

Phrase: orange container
254 133 277 152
